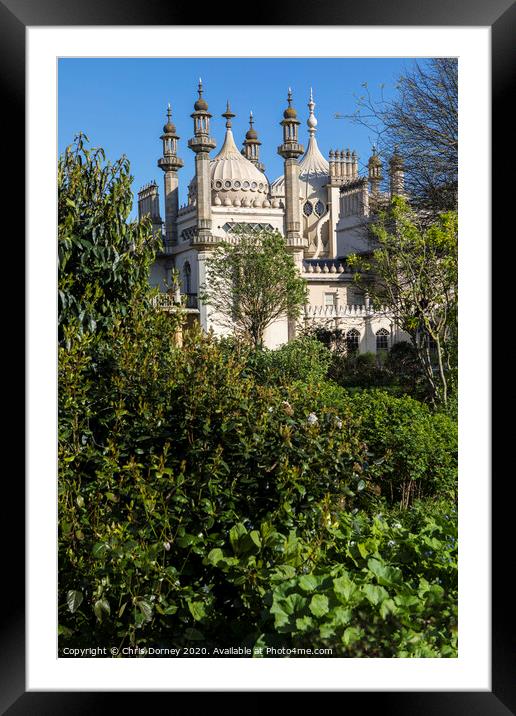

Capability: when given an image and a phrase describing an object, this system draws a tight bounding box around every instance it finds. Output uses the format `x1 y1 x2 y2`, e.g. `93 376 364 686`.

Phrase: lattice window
221 222 274 234
346 328 360 354
314 200 325 216
303 201 313 217
376 328 389 353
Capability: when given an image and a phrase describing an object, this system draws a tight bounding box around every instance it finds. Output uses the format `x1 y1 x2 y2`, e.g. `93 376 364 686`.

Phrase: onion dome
272 88 329 198
245 111 258 140
283 87 298 119
163 104 176 134
368 145 382 167
389 145 404 169
194 78 208 111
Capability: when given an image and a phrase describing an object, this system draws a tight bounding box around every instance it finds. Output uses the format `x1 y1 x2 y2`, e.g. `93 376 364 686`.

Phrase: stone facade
138 82 410 352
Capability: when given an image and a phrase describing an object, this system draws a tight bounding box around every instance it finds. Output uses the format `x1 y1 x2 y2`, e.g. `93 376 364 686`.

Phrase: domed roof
163 121 176 134
210 127 269 198
246 127 258 140
283 106 297 119
271 135 329 197
194 97 208 111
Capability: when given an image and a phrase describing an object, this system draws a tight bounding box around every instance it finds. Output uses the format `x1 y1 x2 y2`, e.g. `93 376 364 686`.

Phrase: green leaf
342 626 361 647
298 574 320 592
333 574 357 602
94 598 110 622
229 523 247 554
309 594 329 618
92 542 109 558
362 584 389 606
66 590 83 614
205 548 224 566
135 599 153 623
367 558 403 587
187 600 206 622
380 598 397 619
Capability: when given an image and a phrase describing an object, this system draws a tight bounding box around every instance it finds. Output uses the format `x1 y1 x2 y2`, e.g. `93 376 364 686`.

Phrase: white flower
387 540 396 547
335 416 343 429
163 542 171 551
267 407 273 413
307 413 318 425
393 522 402 529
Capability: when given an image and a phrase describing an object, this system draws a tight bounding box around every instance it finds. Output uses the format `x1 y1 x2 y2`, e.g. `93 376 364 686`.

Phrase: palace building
138 81 409 350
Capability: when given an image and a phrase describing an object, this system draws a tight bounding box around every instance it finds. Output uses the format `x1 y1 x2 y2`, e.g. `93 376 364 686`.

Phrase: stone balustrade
305 304 388 318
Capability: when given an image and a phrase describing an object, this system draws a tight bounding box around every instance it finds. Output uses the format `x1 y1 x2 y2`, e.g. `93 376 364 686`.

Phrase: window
324 293 336 307
183 261 191 294
314 200 325 216
348 292 364 306
376 328 389 353
346 328 360 354
303 201 313 217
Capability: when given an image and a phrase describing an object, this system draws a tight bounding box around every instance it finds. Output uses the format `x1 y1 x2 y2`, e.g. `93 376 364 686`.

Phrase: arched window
346 328 360 354
314 200 325 216
303 201 313 217
183 261 191 294
376 328 389 353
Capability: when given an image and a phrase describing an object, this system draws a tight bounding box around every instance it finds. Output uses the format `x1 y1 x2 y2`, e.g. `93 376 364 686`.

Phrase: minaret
277 88 306 250
242 111 265 172
157 104 183 247
188 79 216 246
368 145 383 198
389 145 405 196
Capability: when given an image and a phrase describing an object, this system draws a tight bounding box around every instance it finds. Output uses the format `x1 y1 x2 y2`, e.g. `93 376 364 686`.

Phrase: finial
166 103 172 122
249 110 254 127
287 87 293 106
222 100 236 129
198 78 203 97
307 88 317 136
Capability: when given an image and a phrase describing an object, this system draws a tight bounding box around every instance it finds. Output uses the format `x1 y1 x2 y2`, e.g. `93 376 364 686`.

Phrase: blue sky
58 57 421 216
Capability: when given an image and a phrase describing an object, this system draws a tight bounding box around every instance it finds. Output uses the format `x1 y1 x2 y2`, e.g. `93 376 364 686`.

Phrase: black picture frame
6 0 511 710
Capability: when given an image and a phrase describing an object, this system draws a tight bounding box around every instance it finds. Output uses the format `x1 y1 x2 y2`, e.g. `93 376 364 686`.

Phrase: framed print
4 0 512 710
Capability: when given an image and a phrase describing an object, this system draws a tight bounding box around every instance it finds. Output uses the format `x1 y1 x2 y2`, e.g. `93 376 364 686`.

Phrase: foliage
348 196 458 407
200 229 308 349
59 328 371 650
58 133 160 345
230 336 333 386
351 58 458 212
58 138 457 658
347 390 457 508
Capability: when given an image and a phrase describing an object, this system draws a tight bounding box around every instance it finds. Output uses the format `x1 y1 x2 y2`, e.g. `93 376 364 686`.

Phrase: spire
167 102 172 124
222 100 236 129
242 109 264 171
307 87 318 137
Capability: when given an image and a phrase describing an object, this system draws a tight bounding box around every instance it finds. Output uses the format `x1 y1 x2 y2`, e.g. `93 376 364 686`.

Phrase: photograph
57 56 459 660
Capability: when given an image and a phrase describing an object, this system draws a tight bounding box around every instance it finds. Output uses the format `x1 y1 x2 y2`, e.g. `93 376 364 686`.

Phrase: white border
27 26 490 691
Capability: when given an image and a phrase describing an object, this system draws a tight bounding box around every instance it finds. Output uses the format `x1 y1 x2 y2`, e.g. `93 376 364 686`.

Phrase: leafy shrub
233 336 332 386
202 503 457 657
59 328 370 650
348 390 458 507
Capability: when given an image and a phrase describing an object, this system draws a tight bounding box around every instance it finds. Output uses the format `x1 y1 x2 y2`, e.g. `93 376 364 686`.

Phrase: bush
236 336 332 386
348 390 457 507
59 328 370 650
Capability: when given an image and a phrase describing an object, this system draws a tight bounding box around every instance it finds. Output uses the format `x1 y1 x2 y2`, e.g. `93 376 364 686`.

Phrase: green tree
58 133 159 345
201 229 308 349
348 196 457 407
